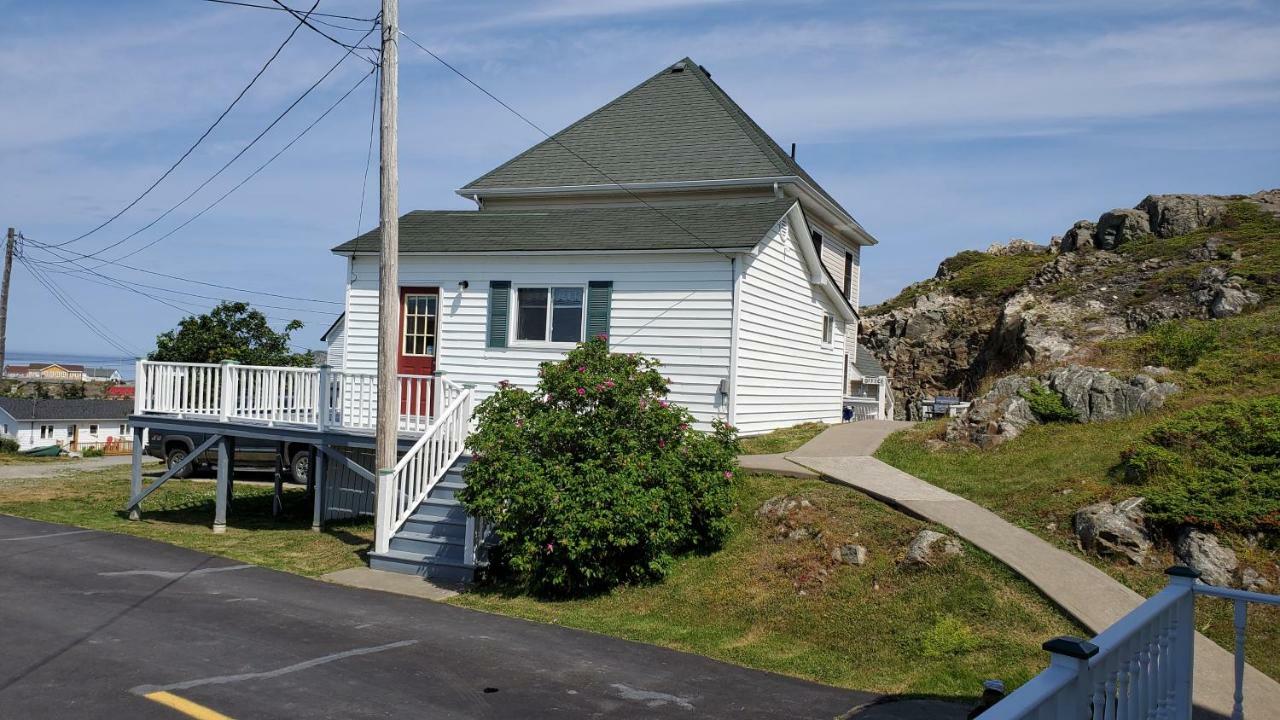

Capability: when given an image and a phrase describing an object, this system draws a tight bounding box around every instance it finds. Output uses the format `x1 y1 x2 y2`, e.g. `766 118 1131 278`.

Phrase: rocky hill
862 189 1280 417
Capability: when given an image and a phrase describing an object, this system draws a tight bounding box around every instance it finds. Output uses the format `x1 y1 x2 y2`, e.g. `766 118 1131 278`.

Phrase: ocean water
4 351 137 381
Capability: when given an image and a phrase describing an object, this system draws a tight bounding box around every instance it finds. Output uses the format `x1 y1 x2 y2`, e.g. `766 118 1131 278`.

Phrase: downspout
727 255 742 427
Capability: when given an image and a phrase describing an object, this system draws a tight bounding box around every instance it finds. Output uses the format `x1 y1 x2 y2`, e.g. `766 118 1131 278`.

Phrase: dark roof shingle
853 344 888 378
333 199 797 254
0 398 134 421
457 58 852 218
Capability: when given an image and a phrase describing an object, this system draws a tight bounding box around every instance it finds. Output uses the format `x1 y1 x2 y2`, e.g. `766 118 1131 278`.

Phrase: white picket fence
986 568 1280 720
134 360 465 434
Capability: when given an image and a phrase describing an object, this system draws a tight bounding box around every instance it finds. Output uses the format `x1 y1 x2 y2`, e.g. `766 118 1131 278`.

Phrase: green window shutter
487 281 511 348
586 281 613 343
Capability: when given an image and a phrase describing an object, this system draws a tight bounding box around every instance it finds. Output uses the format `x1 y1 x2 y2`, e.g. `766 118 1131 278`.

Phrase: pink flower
638 399 648 409
578 366 587 373
545 543 554 552
596 333 609 341
723 470 734 480
498 379 511 389
658 400 670 409
603 379 615 389
679 423 688 431
576 387 586 396
658 439 666 449
471 452 482 460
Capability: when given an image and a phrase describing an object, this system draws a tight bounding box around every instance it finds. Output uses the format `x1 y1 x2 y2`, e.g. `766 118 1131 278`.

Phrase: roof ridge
459 59 692 192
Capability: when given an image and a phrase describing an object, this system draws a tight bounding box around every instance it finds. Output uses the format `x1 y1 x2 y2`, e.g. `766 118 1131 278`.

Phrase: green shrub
1121 398 1280 534
81 446 105 458
460 336 740 597
0 437 19 454
1020 382 1077 423
1133 320 1220 370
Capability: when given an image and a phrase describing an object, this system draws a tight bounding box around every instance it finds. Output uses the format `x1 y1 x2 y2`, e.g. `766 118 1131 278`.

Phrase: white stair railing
374 386 473 554
986 567 1280 720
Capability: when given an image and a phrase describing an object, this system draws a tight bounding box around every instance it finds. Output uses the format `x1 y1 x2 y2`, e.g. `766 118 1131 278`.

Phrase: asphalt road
0 514 878 719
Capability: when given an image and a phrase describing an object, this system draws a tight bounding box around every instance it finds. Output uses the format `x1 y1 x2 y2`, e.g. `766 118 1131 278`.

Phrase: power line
63 268 333 316
355 62 380 238
48 1 322 249
42 26 378 268
197 0 377 23
268 0 380 64
18 258 139 357
20 237 339 306
398 30 733 261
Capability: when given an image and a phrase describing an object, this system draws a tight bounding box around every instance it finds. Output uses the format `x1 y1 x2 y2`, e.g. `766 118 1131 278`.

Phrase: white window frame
821 314 834 346
400 290 441 358
509 284 587 347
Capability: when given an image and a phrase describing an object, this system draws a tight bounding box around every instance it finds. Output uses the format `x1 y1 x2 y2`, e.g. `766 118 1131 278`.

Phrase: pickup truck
145 431 313 483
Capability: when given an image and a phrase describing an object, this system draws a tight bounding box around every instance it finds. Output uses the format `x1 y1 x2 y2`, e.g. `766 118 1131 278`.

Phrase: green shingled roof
332 198 797 254
853 344 888 378
458 57 851 218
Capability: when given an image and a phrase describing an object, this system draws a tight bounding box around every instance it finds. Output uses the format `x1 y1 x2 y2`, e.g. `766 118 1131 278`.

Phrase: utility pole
375 0 399 476
0 228 15 375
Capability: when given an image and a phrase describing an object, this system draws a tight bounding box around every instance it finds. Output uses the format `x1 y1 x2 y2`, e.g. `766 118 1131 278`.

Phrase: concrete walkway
738 421 912 478
783 424 1280 719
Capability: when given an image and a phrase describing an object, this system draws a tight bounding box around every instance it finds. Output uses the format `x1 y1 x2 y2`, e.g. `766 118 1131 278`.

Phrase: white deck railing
135 360 465 434
987 567 1280 720
374 387 473 554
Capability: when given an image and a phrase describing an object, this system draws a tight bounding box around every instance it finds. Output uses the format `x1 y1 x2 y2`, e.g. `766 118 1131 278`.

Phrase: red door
398 287 440 417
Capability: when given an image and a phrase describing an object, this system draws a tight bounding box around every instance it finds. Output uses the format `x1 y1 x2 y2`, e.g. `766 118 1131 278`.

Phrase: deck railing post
374 467 394 554
1165 566 1200 720
1042 636 1100 719
317 365 331 432
219 360 238 422
133 358 146 414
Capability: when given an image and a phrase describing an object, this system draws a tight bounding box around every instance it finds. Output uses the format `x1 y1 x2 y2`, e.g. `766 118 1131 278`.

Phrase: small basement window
515 286 584 343
89 424 99 435
822 314 834 344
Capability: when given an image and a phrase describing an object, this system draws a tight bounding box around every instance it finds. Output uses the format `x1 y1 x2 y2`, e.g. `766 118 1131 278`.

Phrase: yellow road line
143 690 236 720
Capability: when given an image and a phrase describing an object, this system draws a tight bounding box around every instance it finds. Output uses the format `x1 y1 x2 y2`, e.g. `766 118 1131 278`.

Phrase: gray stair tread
370 548 474 569
406 514 465 526
420 497 461 507
394 530 463 545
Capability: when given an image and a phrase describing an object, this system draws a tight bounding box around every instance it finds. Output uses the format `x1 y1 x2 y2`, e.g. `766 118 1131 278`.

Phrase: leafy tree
60 382 86 399
32 383 50 399
150 301 311 367
461 336 740 597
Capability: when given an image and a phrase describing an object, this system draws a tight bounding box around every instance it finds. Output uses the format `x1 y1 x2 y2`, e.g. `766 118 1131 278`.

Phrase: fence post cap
1043 636 1099 659
220 359 240 365
318 364 332 370
1165 565 1201 580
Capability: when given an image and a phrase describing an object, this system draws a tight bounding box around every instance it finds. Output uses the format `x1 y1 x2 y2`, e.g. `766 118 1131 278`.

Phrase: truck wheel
166 448 195 479
290 451 310 485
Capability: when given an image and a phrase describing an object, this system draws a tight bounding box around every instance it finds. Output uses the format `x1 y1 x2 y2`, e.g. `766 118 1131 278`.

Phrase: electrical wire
355 62 380 238
268 0 380 63
18 257 140 357
47 1 322 249
398 30 733 260
197 0 377 23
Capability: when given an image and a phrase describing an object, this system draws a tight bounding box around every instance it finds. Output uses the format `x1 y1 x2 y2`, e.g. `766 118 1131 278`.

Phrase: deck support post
128 426 144 520
272 443 286 517
214 435 235 534
311 445 326 532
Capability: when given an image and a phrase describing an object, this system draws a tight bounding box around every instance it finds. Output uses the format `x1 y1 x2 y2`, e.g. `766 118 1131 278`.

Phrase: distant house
0 398 133 451
83 367 123 383
4 363 86 381
320 313 345 371
106 385 135 400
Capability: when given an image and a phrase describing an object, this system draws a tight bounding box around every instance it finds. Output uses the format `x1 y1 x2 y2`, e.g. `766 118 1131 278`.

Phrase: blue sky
1 0 1277 357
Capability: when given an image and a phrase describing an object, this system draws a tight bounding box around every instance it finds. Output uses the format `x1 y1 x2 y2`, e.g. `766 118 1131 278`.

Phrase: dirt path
0 455 160 483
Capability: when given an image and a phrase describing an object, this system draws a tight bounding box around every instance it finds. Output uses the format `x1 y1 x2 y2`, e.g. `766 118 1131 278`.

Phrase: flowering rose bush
459 336 739 597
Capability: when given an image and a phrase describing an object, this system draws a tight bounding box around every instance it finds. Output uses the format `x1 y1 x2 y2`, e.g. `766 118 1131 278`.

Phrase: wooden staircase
368 457 477 583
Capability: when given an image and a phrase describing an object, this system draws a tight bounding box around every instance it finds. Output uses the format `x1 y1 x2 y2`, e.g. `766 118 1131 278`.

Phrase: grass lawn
452 473 1081 699
0 466 372 577
739 422 829 455
0 453 69 465
876 420 1280 681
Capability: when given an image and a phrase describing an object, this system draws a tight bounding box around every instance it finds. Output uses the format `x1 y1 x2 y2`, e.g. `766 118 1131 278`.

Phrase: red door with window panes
398 287 439 416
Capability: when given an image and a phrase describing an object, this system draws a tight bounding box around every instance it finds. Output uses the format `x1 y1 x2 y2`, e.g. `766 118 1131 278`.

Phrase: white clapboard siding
734 217 846 434
325 322 347 372
343 252 735 428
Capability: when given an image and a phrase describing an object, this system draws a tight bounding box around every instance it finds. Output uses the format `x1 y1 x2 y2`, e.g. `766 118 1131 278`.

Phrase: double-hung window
514 286 584 344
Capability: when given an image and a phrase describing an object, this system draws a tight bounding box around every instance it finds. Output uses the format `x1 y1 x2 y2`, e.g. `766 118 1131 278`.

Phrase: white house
0 398 133 451
329 57 878 435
